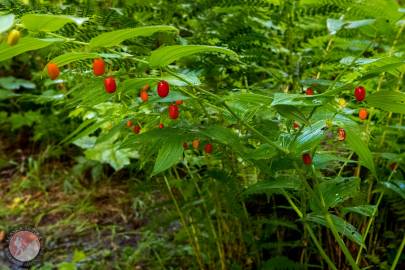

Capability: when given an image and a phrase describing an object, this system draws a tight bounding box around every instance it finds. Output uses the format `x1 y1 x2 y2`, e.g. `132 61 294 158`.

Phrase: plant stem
282 190 337 270
325 214 360 270
390 233 405 270
163 176 205 269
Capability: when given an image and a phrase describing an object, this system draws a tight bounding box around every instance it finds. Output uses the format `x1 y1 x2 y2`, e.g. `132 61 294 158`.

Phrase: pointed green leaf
152 139 184 176
244 176 302 196
367 91 405 114
89 25 178 48
381 180 405 199
344 128 375 175
306 214 364 247
342 205 377 217
0 37 57 62
46 52 101 68
149 45 237 67
21 14 88 32
310 177 360 212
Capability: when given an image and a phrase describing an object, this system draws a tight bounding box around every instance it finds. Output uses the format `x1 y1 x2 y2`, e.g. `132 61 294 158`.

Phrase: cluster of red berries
183 139 213 154
301 85 368 165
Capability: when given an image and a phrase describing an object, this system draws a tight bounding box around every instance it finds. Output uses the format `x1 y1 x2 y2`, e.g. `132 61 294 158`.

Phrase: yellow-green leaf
89 25 178 48
0 37 57 62
21 14 88 32
149 45 238 67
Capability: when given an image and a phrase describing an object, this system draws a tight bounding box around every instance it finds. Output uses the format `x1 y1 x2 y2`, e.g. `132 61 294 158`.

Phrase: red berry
93 58 105 76
204 143 213 154
359 108 368 120
293 122 299 129
176 100 183 105
140 91 148 102
157 80 170 98
168 104 179 119
337 128 346 141
306 88 314 95
133 125 141 134
302 153 312 165
127 120 133 127
104 77 117 93
159 123 164 129
47 63 60 80
354 86 366 101
183 142 188 149
389 163 398 171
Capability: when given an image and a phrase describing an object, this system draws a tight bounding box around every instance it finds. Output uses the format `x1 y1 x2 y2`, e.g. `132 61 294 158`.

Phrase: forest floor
0 134 167 269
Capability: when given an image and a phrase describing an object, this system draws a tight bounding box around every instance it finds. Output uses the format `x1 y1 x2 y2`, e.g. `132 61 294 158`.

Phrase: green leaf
46 52 101 68
85 142 134 171
89 25 178 48
0 76 35 90
367 91 405 114
244 176 302 196
310 177 360 212
21 14 88 32
276 105 310 125
271 93 322 107
381 180 405 199
342 205 377 217
344 128 375 175
149 45 237 67
290 120 326 153
0 37 57 62
0 14 14 33
152 139 183 175
72 250 86 263
0 89 19 100
306 214 364 247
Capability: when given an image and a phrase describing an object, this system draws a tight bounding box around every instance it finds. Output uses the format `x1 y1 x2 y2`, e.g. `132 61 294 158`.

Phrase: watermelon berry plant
1 1 405 269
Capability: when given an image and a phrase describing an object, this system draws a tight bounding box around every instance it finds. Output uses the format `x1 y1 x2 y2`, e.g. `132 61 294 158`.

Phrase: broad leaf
243 176 302 196
367 91 405 114
46 52 101 68
152 139 184 175
342 205 377 217
381 180 405 199
344 128 375 175
21 14 88 32
0 37 57 62
149 45 237 67
306 214 364 247
89 25 178 48
310 177 360 212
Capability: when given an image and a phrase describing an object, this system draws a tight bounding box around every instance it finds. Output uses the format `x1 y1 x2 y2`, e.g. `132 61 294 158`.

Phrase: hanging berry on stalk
159 123 164 129
204 143 213 154
140 91 148 102
92 58 105 76
337 128 346 141
157 80 170 98
47 63 60 80
306 88 314 95
133 125 141 134
302 153 312 165
192 139 200 149
127 120 133 127
359 108 368 120
176 100 183 105
104 77 117 93
7 29 20 46
168 104 179 119
354 86 366 101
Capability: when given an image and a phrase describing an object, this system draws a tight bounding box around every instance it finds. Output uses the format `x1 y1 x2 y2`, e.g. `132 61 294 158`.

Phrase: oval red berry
359 108 368 120
133 125 141 134
140 91 148 102
302 153 312 165
204 143 213 154
159 123 164 129
176 100 183 105
157 80 170 98
93 58 105 76
104 77 117 93
127 120 133 127
47 63 60 80
354 86 366 101
306 88 314 95
168 104 179 119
